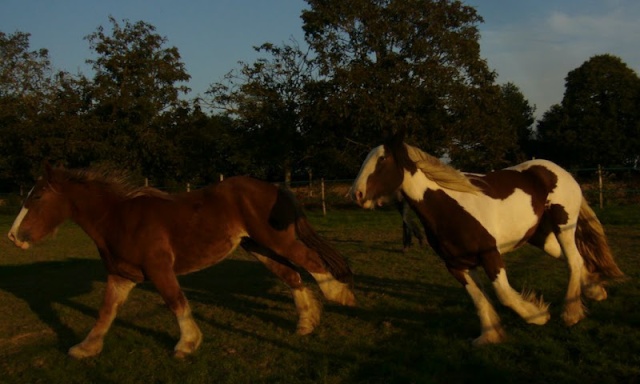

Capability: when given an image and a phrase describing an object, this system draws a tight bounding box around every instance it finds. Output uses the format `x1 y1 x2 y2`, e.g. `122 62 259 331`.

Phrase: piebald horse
8 164 355 358
350 133 624 345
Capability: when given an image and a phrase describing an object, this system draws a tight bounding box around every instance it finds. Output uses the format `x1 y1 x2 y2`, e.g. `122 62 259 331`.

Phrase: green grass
1 206 639 383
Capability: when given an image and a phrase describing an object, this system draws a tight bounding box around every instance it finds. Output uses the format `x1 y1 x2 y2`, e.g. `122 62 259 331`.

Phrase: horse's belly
172 231 247 275
461 190 539 254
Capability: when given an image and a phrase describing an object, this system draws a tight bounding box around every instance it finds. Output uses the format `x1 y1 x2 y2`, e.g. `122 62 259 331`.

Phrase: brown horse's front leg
147 265 202 358
69 274 136 359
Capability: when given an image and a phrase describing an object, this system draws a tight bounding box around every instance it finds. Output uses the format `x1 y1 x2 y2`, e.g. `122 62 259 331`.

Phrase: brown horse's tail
575 198 625 283
295 216 353 284
272 187 353 284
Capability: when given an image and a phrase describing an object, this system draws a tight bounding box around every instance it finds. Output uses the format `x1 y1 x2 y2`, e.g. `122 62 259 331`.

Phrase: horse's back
507 159 582 208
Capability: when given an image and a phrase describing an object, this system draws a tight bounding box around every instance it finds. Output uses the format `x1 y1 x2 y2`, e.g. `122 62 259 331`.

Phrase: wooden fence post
598 164 604 209
321 178 326 217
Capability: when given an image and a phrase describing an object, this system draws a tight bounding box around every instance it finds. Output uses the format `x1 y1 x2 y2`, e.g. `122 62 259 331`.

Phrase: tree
207 40 315 182
301 0 515 170
536 54 640 168
499 82 536 161
85 16 191 181
0 31 53 189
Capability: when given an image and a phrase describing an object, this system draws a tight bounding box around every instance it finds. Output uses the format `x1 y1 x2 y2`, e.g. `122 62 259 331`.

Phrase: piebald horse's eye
377 155 386 163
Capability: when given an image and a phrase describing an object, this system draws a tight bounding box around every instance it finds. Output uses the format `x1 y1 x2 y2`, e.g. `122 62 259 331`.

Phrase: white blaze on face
7 187 33 249
350 145 384 205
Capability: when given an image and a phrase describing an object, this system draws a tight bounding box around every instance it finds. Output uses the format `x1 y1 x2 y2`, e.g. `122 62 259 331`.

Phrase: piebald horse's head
350 133 416 209
8 163 72 249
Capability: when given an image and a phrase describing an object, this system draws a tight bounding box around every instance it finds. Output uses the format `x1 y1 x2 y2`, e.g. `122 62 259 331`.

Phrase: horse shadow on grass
0 257 106 351
0 255 297 354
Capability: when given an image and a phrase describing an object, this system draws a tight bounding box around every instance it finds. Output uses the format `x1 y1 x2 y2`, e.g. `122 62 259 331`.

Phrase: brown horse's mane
52 166 171 200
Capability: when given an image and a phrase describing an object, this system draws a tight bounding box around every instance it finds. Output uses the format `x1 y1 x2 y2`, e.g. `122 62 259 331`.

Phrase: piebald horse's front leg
457 269 506 345
69 274 136 359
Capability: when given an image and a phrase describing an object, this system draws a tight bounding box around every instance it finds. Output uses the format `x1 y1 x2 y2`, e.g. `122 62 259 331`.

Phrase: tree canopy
6 5 639 193
536 54 640 168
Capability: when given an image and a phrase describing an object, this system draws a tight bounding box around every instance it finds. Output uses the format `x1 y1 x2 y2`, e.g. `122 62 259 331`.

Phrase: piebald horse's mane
404 143 481 194
50 166 171 200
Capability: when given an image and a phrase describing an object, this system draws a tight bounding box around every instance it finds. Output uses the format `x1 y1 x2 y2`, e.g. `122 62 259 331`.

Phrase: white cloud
480 2 640 119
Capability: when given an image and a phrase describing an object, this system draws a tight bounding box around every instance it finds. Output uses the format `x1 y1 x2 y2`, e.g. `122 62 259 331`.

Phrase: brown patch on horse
472 166 557 205
411 189 504 281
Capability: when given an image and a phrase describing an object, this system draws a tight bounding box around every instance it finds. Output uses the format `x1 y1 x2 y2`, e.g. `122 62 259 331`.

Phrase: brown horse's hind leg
146 264 202 358
69 274 136 359
281 241 355 306
249 228 356 307
241 240 321 335
278 240 355 306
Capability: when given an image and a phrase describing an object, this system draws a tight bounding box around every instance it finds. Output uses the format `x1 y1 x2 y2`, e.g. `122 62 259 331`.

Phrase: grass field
1 206 639 384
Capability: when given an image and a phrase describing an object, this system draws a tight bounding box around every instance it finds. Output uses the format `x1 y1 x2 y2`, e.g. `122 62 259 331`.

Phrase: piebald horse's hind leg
555 225 587 326
531 219 606 301
582 268 608 301
452 268 506 345
241 240 321 335
69 274 135 359
146 263 202 358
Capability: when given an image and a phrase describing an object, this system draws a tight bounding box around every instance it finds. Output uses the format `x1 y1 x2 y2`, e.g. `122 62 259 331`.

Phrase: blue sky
2 0 639 119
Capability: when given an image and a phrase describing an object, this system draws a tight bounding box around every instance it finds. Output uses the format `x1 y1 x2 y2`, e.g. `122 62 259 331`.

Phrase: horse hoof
562 312 585 327
296 325 315 335
472 328 506 346
527 310 551 325
68 343 102 359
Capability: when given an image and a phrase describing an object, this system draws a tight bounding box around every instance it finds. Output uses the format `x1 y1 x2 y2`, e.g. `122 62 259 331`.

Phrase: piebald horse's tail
575 198 625 283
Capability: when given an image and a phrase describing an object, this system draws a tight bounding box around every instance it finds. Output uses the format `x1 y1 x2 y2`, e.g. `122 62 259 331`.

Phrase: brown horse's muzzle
8 230 30 250
8 207 31 250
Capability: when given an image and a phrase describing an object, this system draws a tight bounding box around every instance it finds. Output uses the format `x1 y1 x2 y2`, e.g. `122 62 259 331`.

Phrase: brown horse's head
8 163 73 249
350 131 415 209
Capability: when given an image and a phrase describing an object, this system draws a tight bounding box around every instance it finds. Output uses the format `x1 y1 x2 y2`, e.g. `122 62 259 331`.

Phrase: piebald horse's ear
384 127 406 150
42 161 57 181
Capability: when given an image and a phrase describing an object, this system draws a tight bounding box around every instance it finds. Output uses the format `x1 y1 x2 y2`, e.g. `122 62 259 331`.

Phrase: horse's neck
400 169 440 203
66 183 122 241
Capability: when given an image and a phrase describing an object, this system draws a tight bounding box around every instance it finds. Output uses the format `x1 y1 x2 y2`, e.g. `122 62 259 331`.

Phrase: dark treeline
1 1 639 193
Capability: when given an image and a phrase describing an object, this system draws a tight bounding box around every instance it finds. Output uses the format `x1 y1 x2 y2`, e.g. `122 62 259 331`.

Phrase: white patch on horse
401 168 538 254
401 169 436 202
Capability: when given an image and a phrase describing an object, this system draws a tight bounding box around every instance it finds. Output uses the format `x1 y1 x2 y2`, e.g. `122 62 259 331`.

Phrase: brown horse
8 164 356 358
